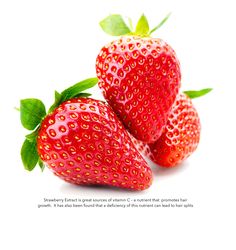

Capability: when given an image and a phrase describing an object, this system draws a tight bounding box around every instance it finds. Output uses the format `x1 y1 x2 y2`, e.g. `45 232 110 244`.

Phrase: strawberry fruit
20 78 152 190
96 14 181 143
132 89 212 167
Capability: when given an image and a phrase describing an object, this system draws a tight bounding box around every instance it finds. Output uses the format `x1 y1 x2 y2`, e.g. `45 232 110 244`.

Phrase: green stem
149 12 171 35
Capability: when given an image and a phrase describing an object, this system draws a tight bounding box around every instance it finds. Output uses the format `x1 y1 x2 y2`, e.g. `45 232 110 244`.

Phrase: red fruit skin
96 36 181 143
132 93 201 167
130 135 153 160
37 98 152 190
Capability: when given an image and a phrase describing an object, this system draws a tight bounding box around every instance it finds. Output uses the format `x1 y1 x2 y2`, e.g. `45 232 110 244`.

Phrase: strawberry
131 89 212 167
96 14 181 143
20 78 152 190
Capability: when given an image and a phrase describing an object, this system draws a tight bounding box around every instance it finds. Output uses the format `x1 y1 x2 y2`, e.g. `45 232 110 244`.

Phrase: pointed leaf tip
25 129 39 142
48 78 98 114
135 14 149 36
38 159 45 171
99 14 131 36
184 88 213 99
149 12 171 35
48 91 62 114
60 77 98 103
20 99 46 130
21 139 39 171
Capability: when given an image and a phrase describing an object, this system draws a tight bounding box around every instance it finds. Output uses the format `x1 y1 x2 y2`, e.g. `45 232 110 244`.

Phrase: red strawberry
20 78 152 190
130 135 153 160
131 89 212 167
96 14 181 143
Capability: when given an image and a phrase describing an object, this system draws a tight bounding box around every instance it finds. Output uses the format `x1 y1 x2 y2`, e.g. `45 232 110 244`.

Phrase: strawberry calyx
20 77 98 171
184 88 213 99
99 13 171 37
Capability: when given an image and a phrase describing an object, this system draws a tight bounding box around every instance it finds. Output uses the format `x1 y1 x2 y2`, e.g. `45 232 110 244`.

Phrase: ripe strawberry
96 14 181 143
131 89 212 167
20 78 152 190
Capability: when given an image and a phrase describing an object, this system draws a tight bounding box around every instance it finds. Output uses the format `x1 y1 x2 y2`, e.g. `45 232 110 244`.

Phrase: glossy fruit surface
37 98 153 190
132 93 201 167
96 36 181 143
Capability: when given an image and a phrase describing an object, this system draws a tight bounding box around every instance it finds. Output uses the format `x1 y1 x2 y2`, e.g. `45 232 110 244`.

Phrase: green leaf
54 90 62 103
48 90 62 114
74 92 92 98
135 14 149 36
99 14 131 36
47 78 97 114
38 158 45 171
149 12 171 35
21 139 39 171
60 77 98 103
20 99 46 130
25 129 39 142
128 17 133 31
184 88 213 99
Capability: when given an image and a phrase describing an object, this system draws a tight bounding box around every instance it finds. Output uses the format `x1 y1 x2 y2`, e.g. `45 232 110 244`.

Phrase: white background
0 0 236 249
